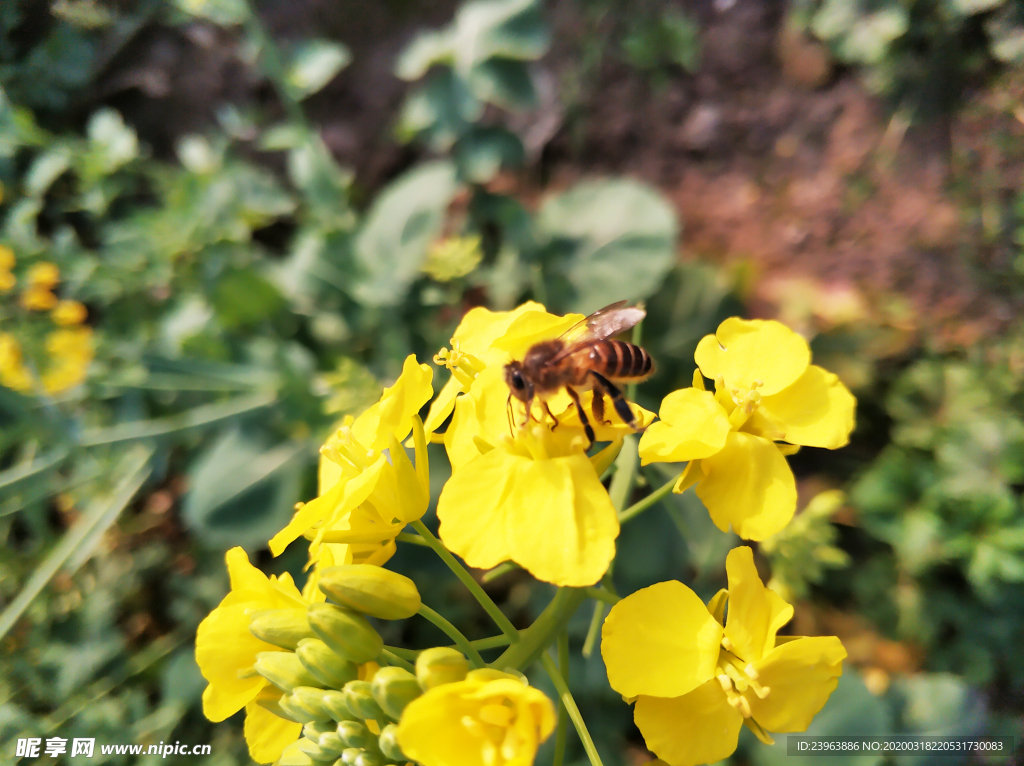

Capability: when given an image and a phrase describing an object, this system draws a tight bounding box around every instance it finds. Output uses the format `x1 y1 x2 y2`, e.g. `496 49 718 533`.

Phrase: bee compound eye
512 371 525 390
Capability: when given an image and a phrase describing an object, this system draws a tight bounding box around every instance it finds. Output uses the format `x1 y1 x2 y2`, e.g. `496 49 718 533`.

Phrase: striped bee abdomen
591 340 654 380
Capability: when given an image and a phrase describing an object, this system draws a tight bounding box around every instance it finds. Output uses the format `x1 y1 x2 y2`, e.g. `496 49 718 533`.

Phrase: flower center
715 641 771 719
434 340 486 387
319 425 375 470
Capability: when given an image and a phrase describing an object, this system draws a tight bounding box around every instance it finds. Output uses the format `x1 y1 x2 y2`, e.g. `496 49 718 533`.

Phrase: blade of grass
0 445 153 641
0 447 70 497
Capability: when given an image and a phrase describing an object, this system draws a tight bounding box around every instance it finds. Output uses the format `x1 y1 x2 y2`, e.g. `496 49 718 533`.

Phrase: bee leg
567 387 595 449
590 388 612 426
589 371 635 428
542 401 560 431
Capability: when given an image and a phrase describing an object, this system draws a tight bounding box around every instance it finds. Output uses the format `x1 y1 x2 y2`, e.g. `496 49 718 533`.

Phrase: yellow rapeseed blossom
422 234 484 282
602 546 846 766
51 299 88 326
21 286 58 311
41 327 93 394
398 668 556 766
639 318 855 540
269 355 433 559
0 245 14 293
0 333 33 392
196 547 324 762
26 261 60 288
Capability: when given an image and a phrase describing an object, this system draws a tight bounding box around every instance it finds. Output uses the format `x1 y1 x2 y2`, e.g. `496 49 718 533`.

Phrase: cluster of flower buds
244 563 472 766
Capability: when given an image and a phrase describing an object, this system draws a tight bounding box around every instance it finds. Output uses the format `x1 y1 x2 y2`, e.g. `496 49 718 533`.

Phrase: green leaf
172 0 249 25
83 108 138 176
0 446 153 641
284 40 351 100
24 146 72 197
212 267 286 329
396 30 455 80
949 0 1005 15
466 59 536 110
537 179 679 311
182 429 308 549
351 160 459 306
397 69 482 149
454 126 524 183
452 0 549 66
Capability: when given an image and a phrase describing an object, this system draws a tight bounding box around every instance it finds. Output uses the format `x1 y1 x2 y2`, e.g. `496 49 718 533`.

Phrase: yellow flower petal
634 680 743 766
445 365 513 470
639 388 731 465
752 365 856 449
601 581 723 699
423 374 464 434
489 310 583 360
695 318 810 396
747 636 846 733
695 432 797 540
352 355 433 451
197 602 275 721
244 696 302 764
438 428 618 587
723 546 794 662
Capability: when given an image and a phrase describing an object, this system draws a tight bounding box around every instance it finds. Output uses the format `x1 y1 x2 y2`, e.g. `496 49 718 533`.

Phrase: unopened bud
321 690 359 722
377 724 406 762
316 731 345 758
336 721 378 751
250 609 316 649
354 752 383 766
290 686 333 722
340 748 362 766
302 721 334 740
318 565 421 620
277 744 315 766
343 679 386 721
415 646 469 689
308 604 383 664
278 694 320 724
256 694 304 724
371 667 422 719
297 736 335 763
297 638 361 689
255 651 323 693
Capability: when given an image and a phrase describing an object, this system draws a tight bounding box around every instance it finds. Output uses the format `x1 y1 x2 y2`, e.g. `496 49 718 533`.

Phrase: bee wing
552 302 646 358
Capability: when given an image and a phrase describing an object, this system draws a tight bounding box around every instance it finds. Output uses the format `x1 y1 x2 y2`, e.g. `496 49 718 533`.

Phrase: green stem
618 474 678 524
493 588 586 671
416 605 486 668
385 634 512 662
581 601 605 659
553 632 569 766
410 519 519 643
583 587 619 605
396 532 431 547
541 652 604 766
380 649 415 673
608 436 638 513
482 561 520 582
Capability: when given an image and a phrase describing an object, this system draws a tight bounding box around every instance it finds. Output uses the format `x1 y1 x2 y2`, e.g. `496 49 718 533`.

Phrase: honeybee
504 301 655 447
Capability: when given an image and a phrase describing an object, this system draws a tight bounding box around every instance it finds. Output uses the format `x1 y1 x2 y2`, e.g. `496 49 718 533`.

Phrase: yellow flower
0 244 14 271
639 318 855 540
425 302 579 436
398 668 556 766
41 327 93 394
601 546 846 766
196 547 323 761
0 271 15 293
437 419 622 587
21 286 58 311
51 299 88 326
422 234 484 282
0 333 33 392
269 355 433 558
26 261 59 288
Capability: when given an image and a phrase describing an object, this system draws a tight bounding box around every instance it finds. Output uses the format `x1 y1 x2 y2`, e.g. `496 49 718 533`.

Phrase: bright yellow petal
752 365 856 449
601 581 723 699
423 374 465 434
723 546 793 662
695 432 797 540
489 311 583 360
244 697 302 764
444 365 513 470
398 684 496 766
268 478 345 556
639 388 731 465
747 636 846 733
634 681 743 766
695 318 810 396
197 602 276 721
352 355 433 451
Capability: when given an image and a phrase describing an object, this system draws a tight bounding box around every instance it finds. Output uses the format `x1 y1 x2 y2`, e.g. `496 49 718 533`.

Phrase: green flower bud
278 694 321 724
297 736 336 763
316 731 345 758
377 724 406 762
343 679 386 722
415 646 470 689
297 638 361 689
290 686 333 722
371 666 422 719
255 651 323 693
308 603 383 664
256 693 304 723
321 690 359 722
336 721 377 751
278 744 315 766
249 608 316 650
303 721 334 740
340 748 362 766
318 565 421 620
354 752 383 766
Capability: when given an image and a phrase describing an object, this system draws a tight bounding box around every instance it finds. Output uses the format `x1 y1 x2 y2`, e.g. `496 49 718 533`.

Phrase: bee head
504 361 532 402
